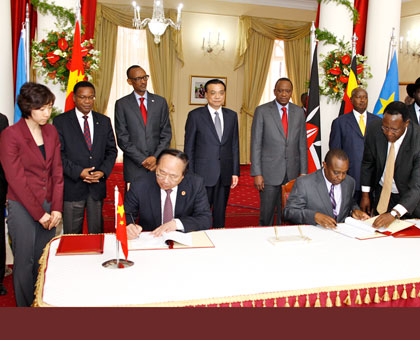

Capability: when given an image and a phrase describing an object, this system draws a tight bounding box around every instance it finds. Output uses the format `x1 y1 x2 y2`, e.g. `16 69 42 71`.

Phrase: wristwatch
390 209 401 219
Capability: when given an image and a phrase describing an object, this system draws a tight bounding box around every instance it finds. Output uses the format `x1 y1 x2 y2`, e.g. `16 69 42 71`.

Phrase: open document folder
128 230 214 250
333 216 420 240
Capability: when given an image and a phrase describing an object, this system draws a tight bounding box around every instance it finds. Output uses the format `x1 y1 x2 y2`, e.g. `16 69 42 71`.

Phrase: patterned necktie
163 189 173 224
83 115 92 150
214 111 222 141
377 142 395 214
281 107 288 139
140 97 147 126
329 184 338 220
359 115 366 136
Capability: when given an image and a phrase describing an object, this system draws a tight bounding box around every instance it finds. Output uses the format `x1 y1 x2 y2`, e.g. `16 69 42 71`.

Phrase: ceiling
216 0 318 11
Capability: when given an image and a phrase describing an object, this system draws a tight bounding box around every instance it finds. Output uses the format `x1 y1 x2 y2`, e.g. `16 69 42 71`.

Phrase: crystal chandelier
132 0 183 44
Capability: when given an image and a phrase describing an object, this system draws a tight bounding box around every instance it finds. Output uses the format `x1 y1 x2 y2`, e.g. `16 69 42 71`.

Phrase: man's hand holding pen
127 223 142 240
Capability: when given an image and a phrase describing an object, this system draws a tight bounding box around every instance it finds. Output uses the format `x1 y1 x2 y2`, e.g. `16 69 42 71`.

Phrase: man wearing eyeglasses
124 149 211 239
115 65 172 188
53 81 117 234
360 101 420 228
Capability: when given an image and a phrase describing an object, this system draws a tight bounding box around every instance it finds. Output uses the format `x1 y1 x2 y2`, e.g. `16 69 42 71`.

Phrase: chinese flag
115 187 128 260
64 20 86 111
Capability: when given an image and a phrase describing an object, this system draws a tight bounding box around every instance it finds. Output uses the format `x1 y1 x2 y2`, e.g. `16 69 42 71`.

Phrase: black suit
0 113 8 285
53 109 117 233
408 103 419 125
361 120 420 217
184 106 239 228
124 172 211 232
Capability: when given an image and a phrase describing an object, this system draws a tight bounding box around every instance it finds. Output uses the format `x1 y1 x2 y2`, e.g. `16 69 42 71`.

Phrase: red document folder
56 234 105 255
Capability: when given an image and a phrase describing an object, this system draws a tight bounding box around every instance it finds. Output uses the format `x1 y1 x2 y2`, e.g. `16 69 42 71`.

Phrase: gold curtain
234 16 311 163
93 3 183 147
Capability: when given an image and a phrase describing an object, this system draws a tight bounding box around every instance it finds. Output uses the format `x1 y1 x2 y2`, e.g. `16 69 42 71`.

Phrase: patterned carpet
0 164 260 306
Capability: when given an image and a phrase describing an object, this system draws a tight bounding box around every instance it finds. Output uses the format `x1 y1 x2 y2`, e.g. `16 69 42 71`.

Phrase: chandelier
132 0 183 44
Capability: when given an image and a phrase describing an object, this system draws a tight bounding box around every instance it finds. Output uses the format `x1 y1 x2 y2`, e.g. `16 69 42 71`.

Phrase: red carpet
0 164 260 306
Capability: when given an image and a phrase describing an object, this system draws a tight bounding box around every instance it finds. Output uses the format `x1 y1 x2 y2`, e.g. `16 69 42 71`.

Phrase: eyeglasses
155 169 182 182
75 95 95 101
130 75 150 82
381 125 405 134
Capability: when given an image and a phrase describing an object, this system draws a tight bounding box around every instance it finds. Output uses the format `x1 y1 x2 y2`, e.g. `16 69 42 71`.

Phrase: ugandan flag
64 20 86 111
339 56 358 115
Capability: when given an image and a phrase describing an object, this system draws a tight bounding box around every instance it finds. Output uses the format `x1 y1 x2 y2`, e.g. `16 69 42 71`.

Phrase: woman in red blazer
0 82 64 307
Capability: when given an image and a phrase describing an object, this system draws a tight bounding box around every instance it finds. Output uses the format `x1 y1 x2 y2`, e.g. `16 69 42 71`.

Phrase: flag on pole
64 20 85 111
373 50 399 117
306 45 322 174
115 186 128 260
14 28 28 123
339 56 358 115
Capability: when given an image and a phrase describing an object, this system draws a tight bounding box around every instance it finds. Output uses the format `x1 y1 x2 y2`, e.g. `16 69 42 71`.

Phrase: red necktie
163 189 173 224
140 97 147 126
281 107 288 139
83 115 92 150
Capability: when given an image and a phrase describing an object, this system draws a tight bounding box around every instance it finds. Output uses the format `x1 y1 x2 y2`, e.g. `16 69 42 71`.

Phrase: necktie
214 111 222 141
329 184 338 220
83 115 92 150
140 97 147 126
359 115 366 136
281 107 288 139
377 142 395 214
163 189 173 224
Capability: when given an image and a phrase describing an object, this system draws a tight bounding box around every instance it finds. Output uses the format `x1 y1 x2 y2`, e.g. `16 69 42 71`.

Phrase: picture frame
189 75 227 105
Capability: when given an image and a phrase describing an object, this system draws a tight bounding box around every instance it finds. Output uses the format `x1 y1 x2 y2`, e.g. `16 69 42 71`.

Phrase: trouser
206 177 231 228
7 200 55 307
63 195 103 234
259 176 289 226
0 201 5 284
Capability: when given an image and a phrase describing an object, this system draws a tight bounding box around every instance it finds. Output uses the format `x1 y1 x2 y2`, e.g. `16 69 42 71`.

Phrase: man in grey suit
251 77 307 226
115 65 172 186
284 149 369 229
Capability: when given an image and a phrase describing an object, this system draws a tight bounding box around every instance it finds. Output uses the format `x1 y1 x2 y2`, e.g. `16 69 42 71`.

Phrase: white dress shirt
75 108 94 142
322 169 342 217
134 91 148 110
275 101 289 121
414 102 420 124
361 127 408 217
207 105 224 134
160 186 184 231
353 110 367 131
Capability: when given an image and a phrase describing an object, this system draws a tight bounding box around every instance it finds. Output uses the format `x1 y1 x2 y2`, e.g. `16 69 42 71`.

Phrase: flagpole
387 27 397 72
310 21 316 68
351 33 358 60
25 3 30 81
115 186 120 267
75 0 81 24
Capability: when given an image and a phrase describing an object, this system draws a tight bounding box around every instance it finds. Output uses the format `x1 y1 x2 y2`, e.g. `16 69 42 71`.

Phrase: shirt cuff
361 186 371 193
174 218 184 232
392 204 408 218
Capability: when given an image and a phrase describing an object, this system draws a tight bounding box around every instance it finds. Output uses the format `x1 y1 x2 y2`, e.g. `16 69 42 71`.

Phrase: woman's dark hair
17 82 55 119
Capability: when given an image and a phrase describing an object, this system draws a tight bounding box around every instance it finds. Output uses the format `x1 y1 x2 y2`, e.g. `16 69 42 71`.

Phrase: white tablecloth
36 226 420 307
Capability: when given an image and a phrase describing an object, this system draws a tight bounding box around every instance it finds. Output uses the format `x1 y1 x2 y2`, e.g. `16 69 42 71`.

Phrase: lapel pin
151 99 155 103
181 191 186 196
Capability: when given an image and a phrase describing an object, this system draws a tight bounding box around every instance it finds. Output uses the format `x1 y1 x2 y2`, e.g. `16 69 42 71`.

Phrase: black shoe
0 284 7 296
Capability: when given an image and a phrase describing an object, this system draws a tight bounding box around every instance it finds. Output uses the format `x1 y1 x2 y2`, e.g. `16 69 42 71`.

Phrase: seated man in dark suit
125 149 212 239
284 149 369 229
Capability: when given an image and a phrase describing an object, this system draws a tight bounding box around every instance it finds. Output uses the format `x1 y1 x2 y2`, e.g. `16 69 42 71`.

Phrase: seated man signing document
124 149 212 239
284 149 369 229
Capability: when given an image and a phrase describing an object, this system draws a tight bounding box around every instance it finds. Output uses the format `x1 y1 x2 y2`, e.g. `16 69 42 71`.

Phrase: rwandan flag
14 28 28 123
373 51 399 117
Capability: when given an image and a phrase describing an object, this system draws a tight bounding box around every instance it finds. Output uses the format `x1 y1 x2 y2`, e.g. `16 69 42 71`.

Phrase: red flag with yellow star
115 187 128 260
64 20 86 111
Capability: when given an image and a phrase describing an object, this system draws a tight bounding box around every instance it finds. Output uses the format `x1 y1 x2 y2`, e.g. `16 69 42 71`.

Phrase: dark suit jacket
251 101 307 185
408 103 419 125
361 120 420 216
184 106 239 187
284 169 358 225
53 109 117 201
0 113 9 204
0 119 64 221
329 112 381 189
115 91 172 182
124 172 211 232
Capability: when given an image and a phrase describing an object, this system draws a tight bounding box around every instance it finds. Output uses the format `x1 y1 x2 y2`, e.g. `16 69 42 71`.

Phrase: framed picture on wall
189 75 227 105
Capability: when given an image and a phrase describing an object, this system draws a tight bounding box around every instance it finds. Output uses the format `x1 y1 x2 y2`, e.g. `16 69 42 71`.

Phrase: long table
35 226 420 307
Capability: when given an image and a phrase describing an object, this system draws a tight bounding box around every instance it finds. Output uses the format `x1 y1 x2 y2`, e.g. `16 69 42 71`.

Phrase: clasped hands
39 211 62 230
80 167 104 183
127 220 177 240
142 156 157 171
